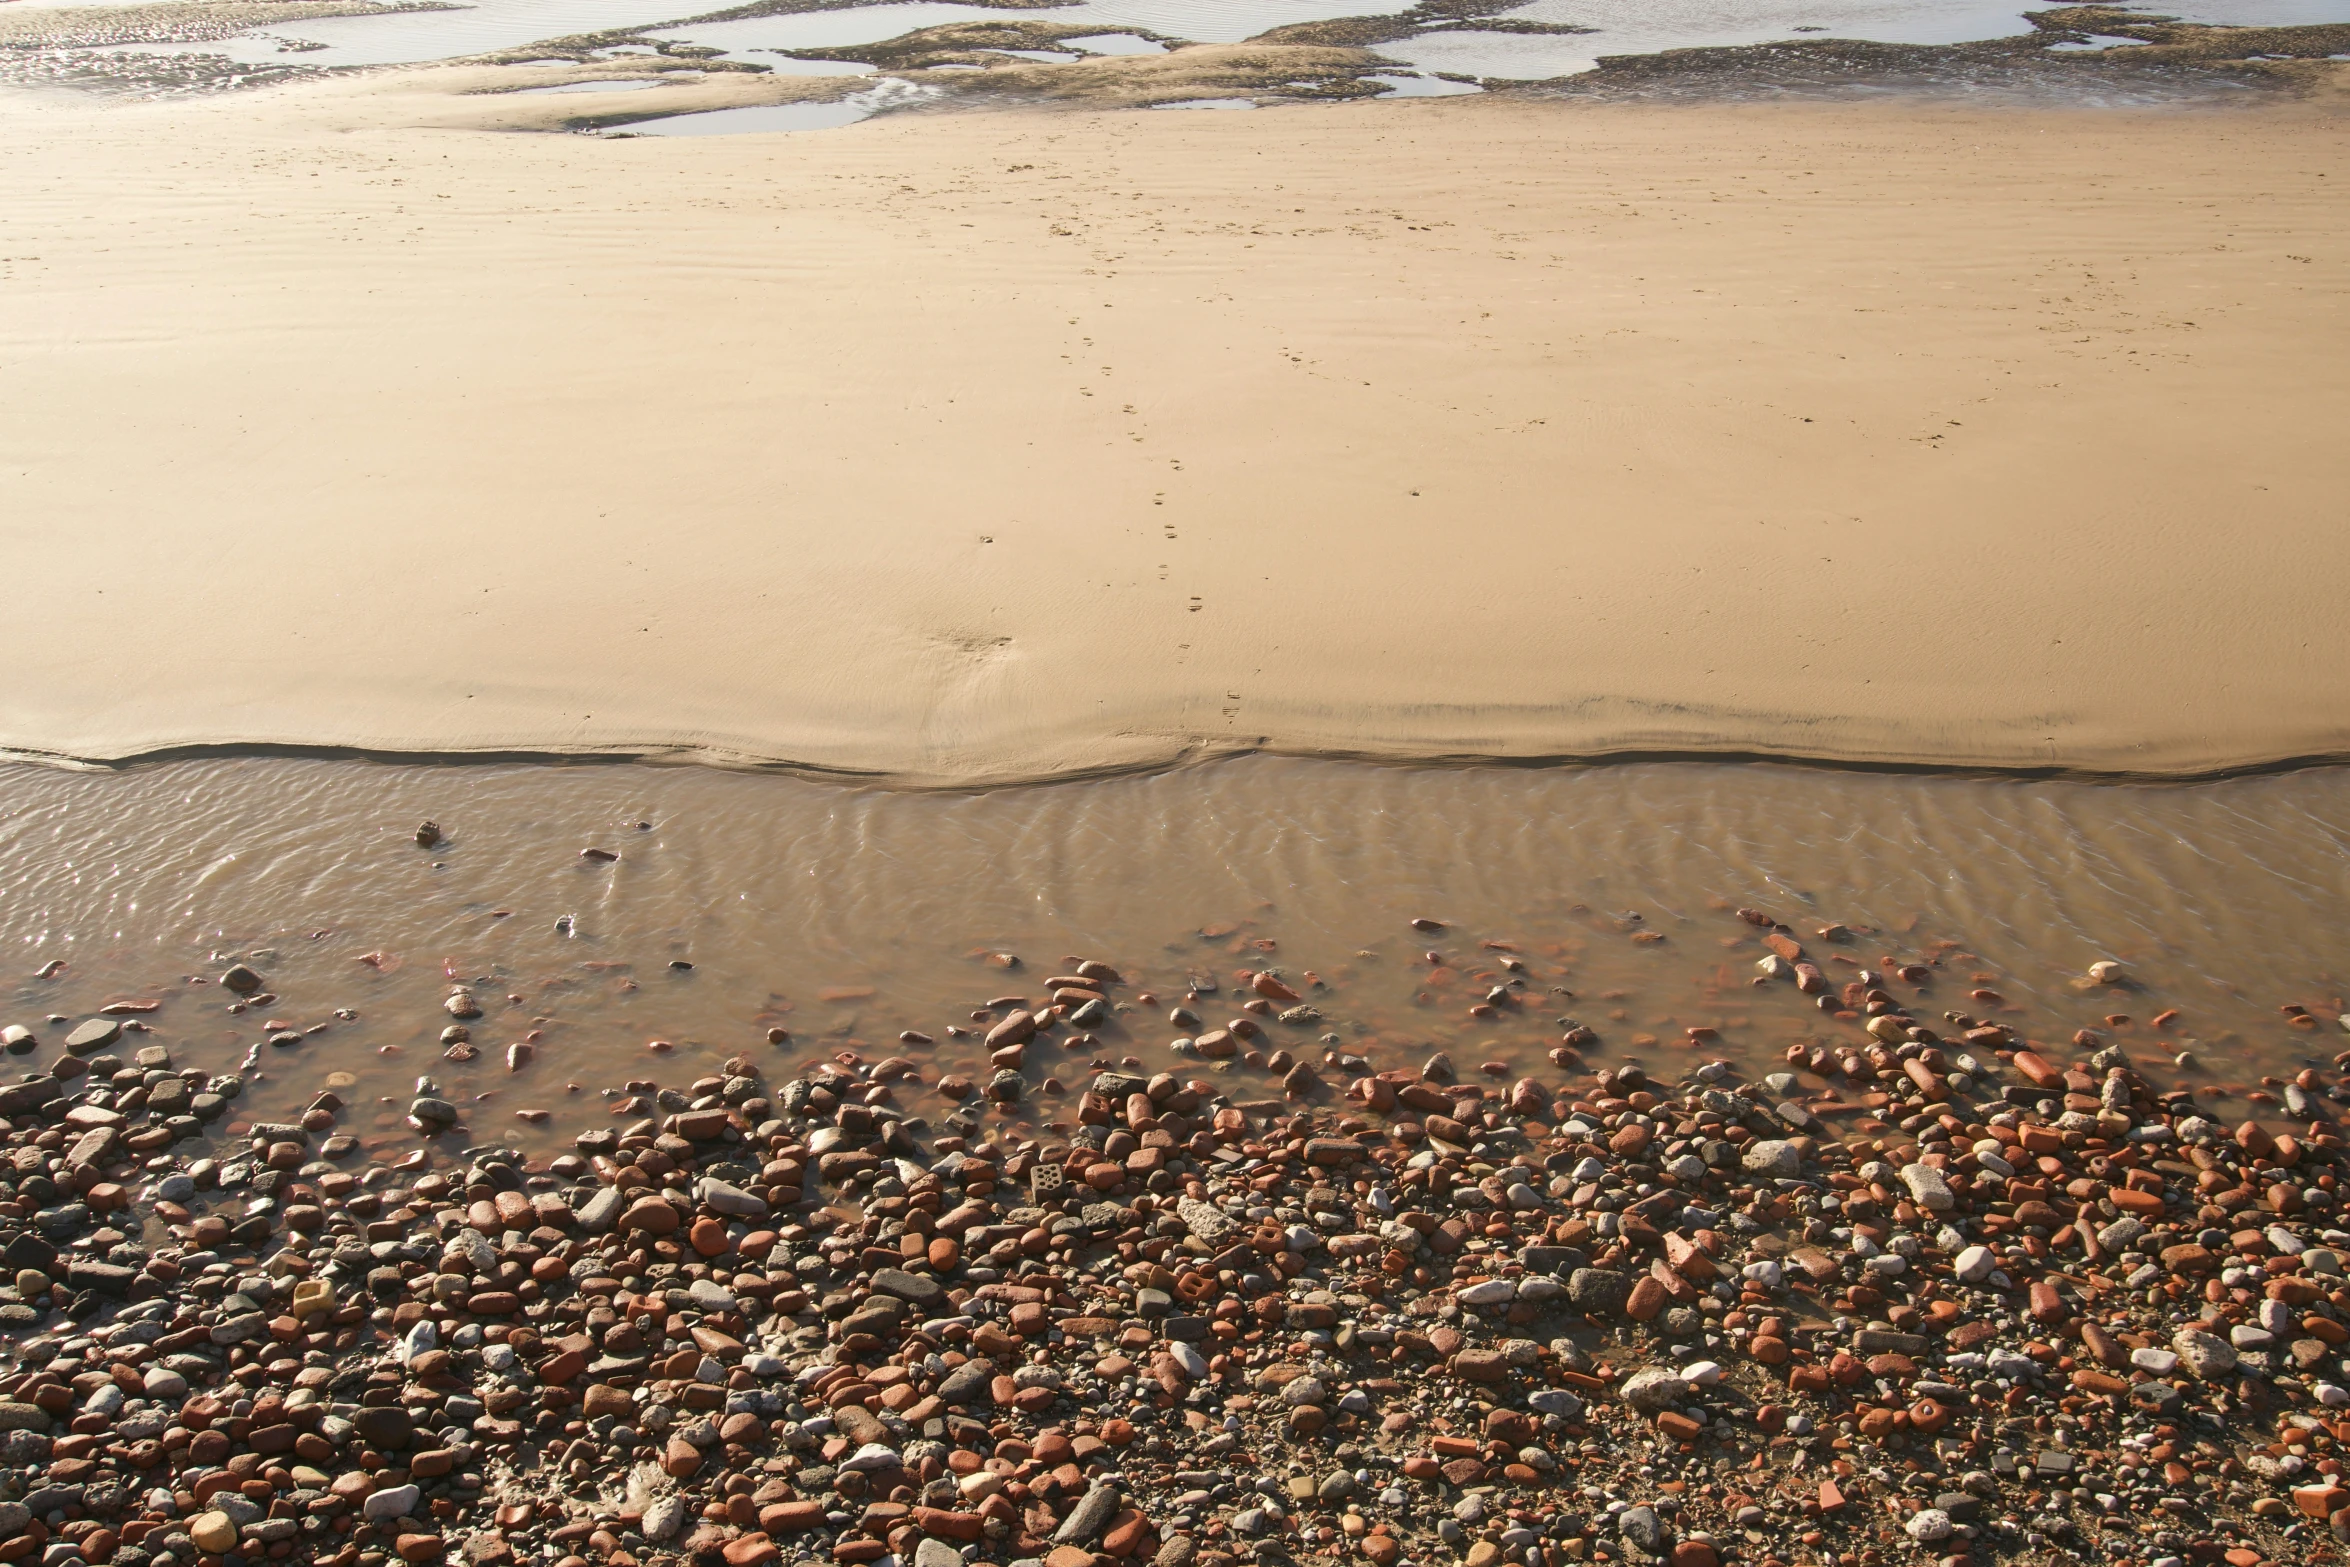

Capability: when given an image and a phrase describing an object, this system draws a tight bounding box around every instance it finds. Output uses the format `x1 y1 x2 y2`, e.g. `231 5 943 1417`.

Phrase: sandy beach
0 76 2345 782
5 46 2350 1567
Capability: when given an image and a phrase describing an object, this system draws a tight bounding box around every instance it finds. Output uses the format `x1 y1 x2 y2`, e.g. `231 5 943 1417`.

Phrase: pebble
190 1511 238 1553
1903 1506 1953 1542
1619 1367 1691 1412
1897 1160 1953 1211
364 1483 423 1521
0 906 2332 1567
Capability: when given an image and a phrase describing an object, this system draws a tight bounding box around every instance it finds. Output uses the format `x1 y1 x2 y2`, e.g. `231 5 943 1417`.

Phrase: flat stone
1176 1196 1238 1245
687 1279 737 1314
581 1385 633 1421
1854 1329 1928 1357
0 1234 53 1275
1054 1484 1121 1544
872 1268 943 1309
643 1496 688 1542
1899 1163 1953 1212
577 1187 624 1234
698 1178 768 1219
2173 1328 2237 1379
939 1359 996 1404
352 1406 415 1448
622 1197 680 1235
1619 1368 1689 1413
209 1311 267 1345
1617 1507 1666 1554
1568 1268 1630 1315
64 1018 120 1053
1741 1140 1800 1180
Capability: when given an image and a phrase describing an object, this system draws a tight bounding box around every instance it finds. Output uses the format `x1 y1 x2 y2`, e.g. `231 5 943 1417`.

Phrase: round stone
190 1512 238 1554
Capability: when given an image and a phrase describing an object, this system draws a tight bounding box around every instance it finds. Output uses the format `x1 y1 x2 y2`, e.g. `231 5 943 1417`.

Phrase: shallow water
2139 0 2350 21
1363 68 1483 91
1385 0 2065 80
640 0 1414 56
91 0 2333 82
126 0 733 66
642 5 1016 56
1031 0 1414 40
4 754 2343 1178
725 51 877 71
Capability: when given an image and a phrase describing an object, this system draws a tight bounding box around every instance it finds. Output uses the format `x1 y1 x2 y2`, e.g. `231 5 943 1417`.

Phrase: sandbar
0 73 2345 782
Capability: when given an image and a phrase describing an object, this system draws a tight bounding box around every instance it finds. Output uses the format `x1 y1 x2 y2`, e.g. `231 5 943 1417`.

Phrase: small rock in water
409 1095 459 1129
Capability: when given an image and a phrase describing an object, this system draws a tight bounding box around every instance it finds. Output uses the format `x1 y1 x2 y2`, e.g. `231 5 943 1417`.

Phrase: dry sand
0 73 2345 782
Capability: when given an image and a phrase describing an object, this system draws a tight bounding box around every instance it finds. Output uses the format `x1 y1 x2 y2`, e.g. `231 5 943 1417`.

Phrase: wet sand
3 753 2345 1157
0 78 2347 780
